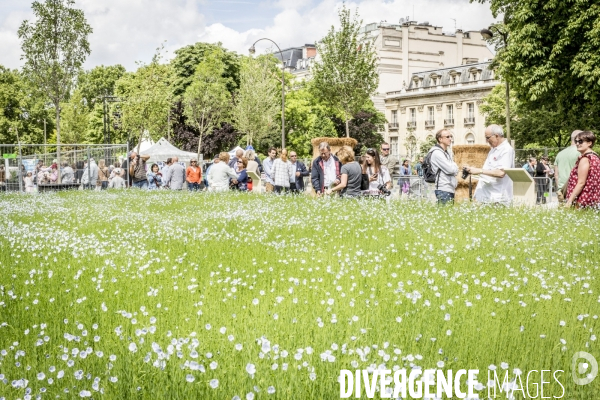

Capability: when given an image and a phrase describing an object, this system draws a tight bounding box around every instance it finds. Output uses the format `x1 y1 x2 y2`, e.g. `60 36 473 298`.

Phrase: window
466 133 475 145
391 110 398 124
409 108 416 122
390 137 398 156
428 106 434 121
447 104 453 120
467 103 475 119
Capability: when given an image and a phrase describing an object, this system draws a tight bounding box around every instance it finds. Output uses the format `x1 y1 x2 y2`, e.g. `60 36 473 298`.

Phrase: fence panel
0 144 128 193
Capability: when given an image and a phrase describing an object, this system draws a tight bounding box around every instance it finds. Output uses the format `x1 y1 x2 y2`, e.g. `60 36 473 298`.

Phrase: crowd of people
1 129 598 208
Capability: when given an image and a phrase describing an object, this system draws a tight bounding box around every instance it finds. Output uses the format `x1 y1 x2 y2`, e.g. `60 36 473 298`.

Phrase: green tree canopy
0 66 54 144
115 58 173 149
311 5 379 137
473 0 600 142
18 0 92 163
171 42 240 96
232 55 281 151
77 65 126 110
182 48 232 160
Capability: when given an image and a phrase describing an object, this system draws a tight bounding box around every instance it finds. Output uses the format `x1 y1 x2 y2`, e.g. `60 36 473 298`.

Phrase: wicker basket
452 145 489 201
311 137 358 159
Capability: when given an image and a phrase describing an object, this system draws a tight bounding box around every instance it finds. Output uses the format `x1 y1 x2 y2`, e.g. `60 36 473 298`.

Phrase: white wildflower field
0 191 598 399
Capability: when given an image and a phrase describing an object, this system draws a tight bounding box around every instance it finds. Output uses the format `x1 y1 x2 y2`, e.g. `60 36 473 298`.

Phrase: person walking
379 142 398 178
263 147 277 193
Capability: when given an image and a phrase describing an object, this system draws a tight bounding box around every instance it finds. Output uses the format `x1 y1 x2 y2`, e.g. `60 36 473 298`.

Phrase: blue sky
0 0 495 71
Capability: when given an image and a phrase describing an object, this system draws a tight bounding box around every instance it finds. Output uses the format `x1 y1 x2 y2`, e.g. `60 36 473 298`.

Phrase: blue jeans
435 190 455 204
132 180 148 189
188 182 200 191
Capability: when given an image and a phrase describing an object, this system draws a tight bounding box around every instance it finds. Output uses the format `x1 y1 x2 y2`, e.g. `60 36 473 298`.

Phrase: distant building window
427 106 434 121
391 110 398 124
390 137 398 156
466 133 475 145
409 108 416 122
447 105 453 120
467 103 475 119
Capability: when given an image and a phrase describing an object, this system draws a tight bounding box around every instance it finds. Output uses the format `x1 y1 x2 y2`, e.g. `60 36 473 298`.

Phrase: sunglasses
575 139 586 145
443 135 453 139
382 148 390 151
485 135 493 140
237 160 243 163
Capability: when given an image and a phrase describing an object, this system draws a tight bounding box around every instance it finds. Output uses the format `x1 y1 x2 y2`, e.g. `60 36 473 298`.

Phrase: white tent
228 146 245 159
136 130 155 153
141 137 198 164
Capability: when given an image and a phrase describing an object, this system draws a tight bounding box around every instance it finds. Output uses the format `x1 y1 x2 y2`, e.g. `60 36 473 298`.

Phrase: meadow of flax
0 191 598 399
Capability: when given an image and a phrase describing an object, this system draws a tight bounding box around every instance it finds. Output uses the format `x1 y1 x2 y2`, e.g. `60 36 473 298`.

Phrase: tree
332 102 385 155
0 66 53 144
115 57 173 150
311 5 379 137
232 55 281 151
18 0 92 176
473 0 600 141
77 64 126 109
59 89 89 143
480 83 593 148
171 42 240 97
182 48 232 160
284 87 337 158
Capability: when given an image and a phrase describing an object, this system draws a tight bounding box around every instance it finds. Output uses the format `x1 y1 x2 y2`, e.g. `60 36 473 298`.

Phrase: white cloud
0 0 496 71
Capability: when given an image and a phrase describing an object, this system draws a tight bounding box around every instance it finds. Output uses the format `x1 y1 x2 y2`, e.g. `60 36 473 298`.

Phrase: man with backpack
423 129 458 204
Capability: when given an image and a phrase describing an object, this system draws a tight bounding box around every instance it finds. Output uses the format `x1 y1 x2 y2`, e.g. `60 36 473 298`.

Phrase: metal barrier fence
0 143 129 193
533 176 555 204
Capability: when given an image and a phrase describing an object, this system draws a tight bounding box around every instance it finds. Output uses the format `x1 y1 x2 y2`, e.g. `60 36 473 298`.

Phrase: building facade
385 61 498 159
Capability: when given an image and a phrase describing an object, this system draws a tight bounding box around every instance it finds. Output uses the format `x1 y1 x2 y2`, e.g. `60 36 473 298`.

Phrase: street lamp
249 38 286 149
481 27 511 142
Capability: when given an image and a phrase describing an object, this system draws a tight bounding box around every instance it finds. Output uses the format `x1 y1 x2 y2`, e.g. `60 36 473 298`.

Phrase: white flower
210 379 219 389
267 386 276 394
186 374 195 383
129 343 137 353
246 363 256 375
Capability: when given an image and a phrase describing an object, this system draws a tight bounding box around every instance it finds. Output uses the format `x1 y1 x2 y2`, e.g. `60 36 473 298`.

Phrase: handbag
360 172 369 191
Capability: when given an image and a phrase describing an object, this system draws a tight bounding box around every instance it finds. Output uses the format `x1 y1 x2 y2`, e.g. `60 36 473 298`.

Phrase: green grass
0 191 598 399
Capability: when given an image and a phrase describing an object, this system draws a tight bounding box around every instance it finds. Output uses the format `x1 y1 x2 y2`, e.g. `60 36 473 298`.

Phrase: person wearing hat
108 168 126 189
186 158 202 191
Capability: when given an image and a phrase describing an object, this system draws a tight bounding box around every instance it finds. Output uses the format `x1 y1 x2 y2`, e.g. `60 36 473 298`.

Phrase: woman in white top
271 148 293 194
245 149 260 175
208 152 239 192
361 148 391 196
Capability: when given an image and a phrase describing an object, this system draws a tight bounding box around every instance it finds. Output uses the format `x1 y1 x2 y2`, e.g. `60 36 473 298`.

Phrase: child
108 168 126 189
24 172 35 193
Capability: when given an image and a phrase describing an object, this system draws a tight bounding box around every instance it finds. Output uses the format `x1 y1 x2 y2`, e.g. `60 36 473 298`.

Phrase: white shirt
474 139 515 204
323 156 336 188
208 162 238 192
289 163 297 183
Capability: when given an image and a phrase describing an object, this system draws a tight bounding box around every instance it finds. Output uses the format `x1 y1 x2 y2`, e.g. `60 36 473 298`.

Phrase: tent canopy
141 137 198 164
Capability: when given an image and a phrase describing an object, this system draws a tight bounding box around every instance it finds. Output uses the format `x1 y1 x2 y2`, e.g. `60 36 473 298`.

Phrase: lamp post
249 38 286 149
481 27 511 142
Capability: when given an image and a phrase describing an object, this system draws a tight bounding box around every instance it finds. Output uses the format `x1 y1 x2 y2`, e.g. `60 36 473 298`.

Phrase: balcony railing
407 121 416 129
389 122 399 130
425 120 435 128
464 117 476 125
444 118 455 126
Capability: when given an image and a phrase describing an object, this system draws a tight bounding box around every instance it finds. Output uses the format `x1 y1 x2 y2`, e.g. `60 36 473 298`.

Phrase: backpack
422 146 444 184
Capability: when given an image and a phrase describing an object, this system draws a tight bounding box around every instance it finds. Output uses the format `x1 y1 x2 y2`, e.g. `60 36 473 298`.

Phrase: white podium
504 168 536 206
247 171 262 193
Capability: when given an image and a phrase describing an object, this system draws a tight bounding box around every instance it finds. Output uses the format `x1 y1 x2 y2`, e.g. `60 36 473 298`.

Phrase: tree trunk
196 129 203 162
137 128 144 154
55 104 62 183
345 117 350 138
